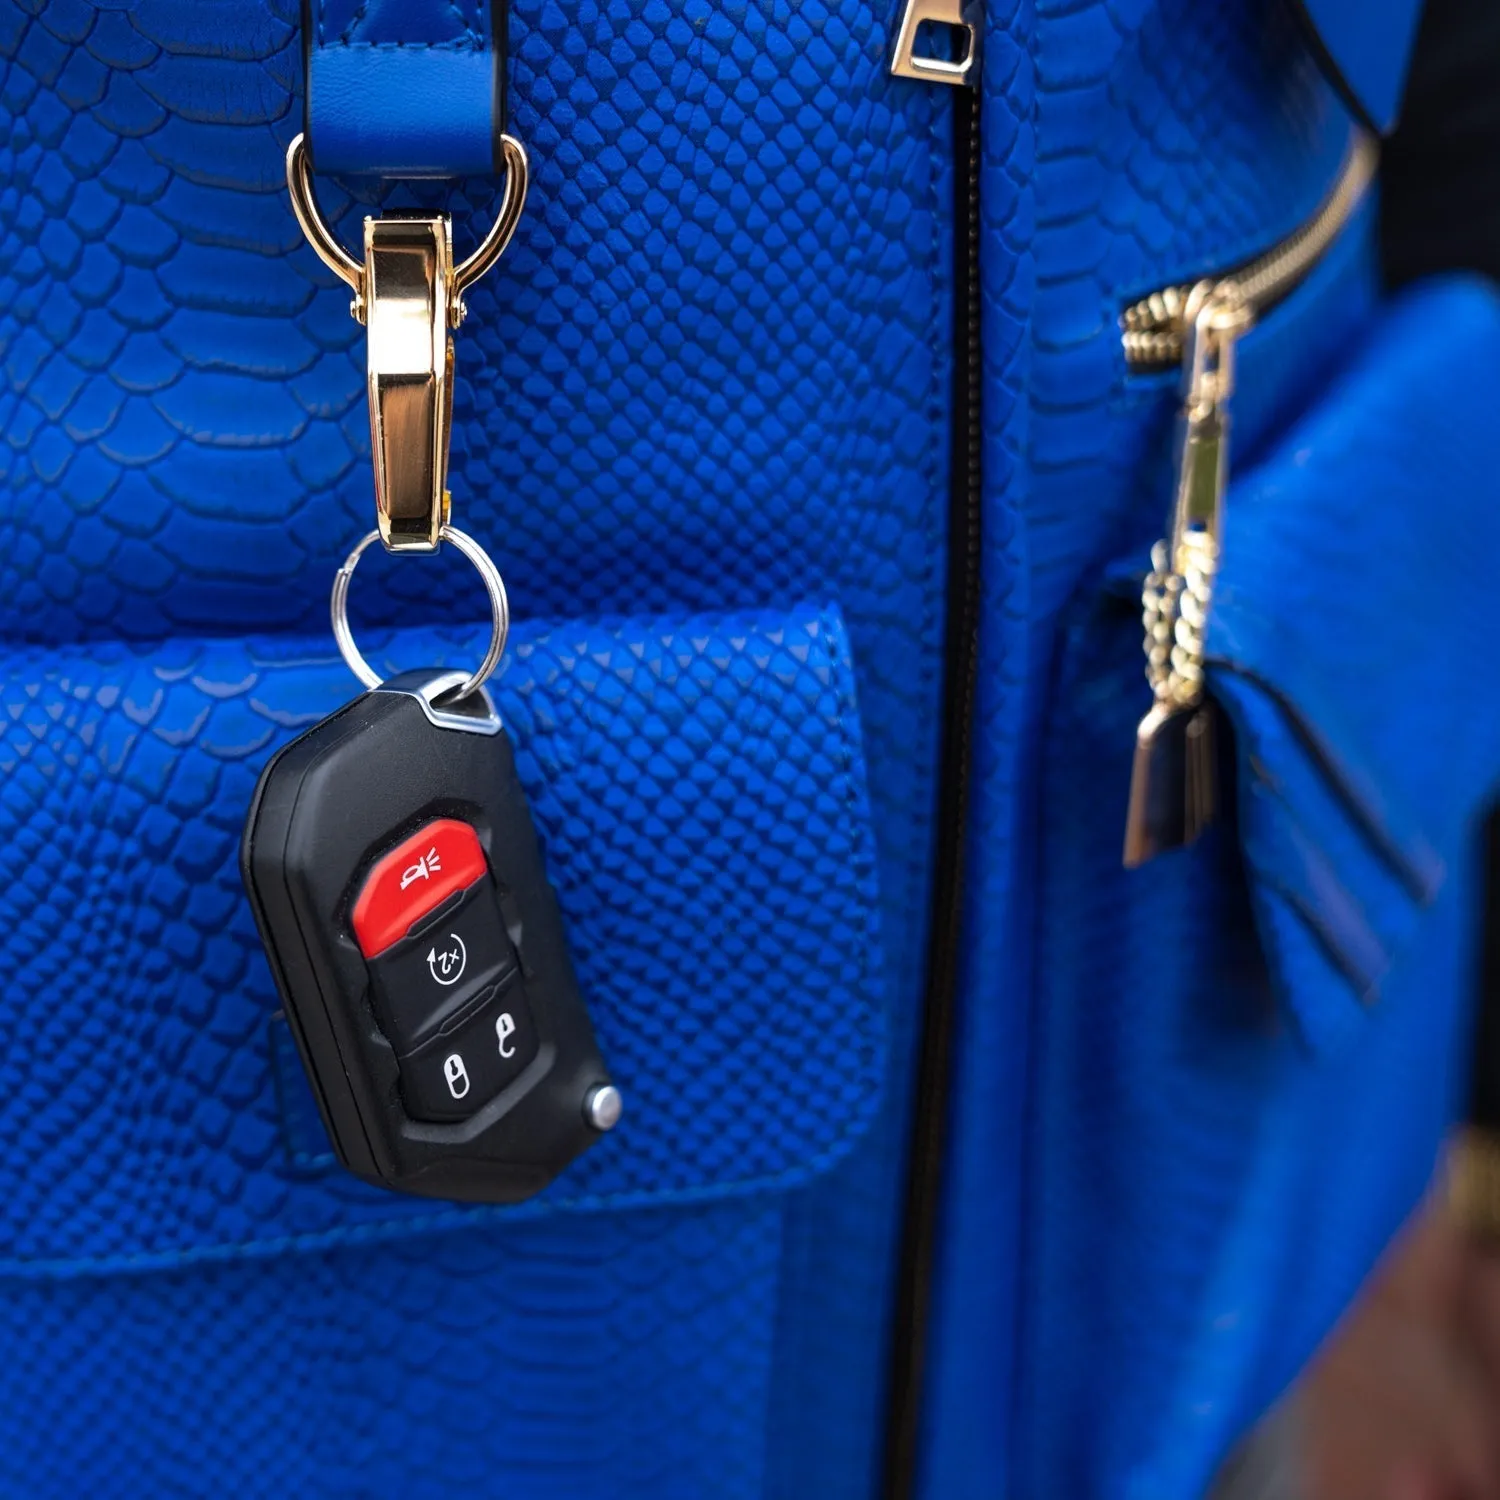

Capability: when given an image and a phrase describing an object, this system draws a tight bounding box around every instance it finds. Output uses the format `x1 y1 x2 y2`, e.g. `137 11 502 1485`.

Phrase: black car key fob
241 668 619 1203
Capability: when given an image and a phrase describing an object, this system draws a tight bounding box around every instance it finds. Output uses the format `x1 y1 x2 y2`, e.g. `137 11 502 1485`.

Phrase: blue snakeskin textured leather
1209 280 1500 1050
0 1 950 1492
0 607 884 1269
0 0 1461 1495
1017 274 1500 1498
1020 261 1500 1500
922 3 1370 1493
0 1203 786 1499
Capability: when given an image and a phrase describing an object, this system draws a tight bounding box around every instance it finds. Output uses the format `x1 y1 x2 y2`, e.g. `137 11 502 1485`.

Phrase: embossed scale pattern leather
1023 0 1352 620
0 1202 783 1500
0 1 949 1494
1009 156 1387 1500
0 0 949 675
1005 196 1490 1500
1208 278 1500 1049
925 2 1374 1495
0 0 1450 1495
0 606 882 1269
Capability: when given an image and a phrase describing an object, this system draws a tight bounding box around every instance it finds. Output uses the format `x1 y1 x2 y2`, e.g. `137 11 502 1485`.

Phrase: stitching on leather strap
323 0 486 49
328 40 484 50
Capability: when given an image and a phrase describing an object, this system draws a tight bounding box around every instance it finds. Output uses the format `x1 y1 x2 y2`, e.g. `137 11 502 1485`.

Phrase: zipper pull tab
1123 283 1251 868
891 0 980 85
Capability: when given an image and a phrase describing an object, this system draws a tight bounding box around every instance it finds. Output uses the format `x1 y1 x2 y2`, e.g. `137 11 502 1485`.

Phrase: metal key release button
399 982 540 1123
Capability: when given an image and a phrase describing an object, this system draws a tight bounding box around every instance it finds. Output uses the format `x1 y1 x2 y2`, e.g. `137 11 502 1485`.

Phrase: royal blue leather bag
2 0 1492 1496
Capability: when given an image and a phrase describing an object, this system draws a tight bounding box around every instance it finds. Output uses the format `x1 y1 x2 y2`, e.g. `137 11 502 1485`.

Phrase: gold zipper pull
1123 283 1251 868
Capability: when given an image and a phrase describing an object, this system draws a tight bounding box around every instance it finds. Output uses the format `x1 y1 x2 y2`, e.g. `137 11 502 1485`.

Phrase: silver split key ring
330 525 510 698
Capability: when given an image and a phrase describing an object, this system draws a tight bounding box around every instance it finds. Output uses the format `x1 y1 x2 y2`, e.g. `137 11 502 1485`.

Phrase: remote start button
366 882 521 1053
352 818 489 957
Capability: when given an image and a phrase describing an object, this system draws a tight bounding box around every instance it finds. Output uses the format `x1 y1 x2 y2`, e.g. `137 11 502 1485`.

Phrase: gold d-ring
284 132 529 324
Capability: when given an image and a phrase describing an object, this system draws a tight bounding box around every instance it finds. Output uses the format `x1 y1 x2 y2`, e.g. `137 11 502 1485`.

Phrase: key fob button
365 880 520 1053
399 980 540 1122
351 818 490 957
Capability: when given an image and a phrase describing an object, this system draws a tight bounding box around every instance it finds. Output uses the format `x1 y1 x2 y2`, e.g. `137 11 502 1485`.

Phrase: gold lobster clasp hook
284 134 529 551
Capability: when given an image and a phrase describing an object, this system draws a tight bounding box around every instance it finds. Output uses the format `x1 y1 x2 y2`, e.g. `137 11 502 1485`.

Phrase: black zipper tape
882 80 985 1500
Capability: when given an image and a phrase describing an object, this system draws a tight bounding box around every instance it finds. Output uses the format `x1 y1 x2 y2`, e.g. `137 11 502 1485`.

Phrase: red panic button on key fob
351 818 489 958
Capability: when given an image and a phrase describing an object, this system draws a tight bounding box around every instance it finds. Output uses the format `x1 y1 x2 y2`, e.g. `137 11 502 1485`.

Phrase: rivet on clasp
284 134 529 552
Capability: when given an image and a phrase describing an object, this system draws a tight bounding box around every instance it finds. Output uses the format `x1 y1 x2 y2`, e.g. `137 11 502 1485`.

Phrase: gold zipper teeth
1121 131 1380 372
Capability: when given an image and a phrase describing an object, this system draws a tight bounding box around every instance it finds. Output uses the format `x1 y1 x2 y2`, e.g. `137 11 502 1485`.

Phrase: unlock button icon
496 1012 517 1059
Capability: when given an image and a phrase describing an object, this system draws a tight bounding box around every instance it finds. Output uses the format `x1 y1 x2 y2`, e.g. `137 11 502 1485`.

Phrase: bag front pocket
1026 272 1500 1496
1205 277 1500 1052
0 602 886 1272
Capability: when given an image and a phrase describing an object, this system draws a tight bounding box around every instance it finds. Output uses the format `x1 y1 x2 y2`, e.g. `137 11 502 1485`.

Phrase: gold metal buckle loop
284 134 529 552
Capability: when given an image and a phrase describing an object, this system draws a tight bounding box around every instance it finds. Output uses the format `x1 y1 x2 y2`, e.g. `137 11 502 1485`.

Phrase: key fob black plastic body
241 669 615 1203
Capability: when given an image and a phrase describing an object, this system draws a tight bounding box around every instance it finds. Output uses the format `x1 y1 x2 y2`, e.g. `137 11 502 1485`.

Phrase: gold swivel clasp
284 133 529 552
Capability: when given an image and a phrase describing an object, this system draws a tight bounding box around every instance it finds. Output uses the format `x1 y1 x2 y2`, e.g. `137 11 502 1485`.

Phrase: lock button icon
442 1053 470 1100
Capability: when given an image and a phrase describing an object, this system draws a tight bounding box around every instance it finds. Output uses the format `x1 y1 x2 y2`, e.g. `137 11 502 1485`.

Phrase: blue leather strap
1294 0 1423 134
305 0 505 177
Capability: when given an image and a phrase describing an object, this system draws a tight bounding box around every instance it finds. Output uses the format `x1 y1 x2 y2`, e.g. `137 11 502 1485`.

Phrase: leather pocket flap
1206 278 1500 1050
0 604 886 1273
